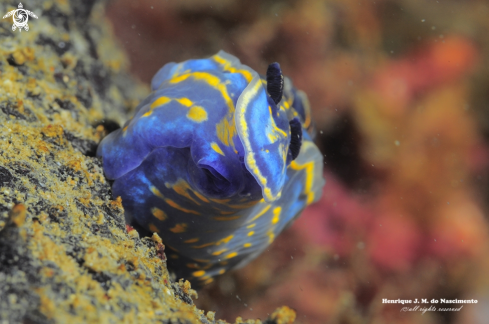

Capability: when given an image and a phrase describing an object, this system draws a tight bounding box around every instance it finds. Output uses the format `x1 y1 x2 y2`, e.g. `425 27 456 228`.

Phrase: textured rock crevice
0 0 295 323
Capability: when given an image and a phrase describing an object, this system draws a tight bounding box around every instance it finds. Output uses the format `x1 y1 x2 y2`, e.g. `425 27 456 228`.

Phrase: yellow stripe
236 79 274 201
192 242 215 249
211 142 225 156
248 205 271 222
224 252 238 259
216 117 237 147
212 215 241 221
151 207 167 221
212 249 227 256
150 186 165 199
216 235 233 245
203 277 214 284
191 190 210 203
210 198 231 204
166 179 201 205
194 258 210 263
193 270 206 277
289 153 315 203
219 211 236 215
150 96 171 109
268 231 275 243
148 223 160 233
227 200 260 209
170 72 234 112
213 54 253 82
170 223 187 233
164 198 200 215
176 97 193 107
267 105 288 141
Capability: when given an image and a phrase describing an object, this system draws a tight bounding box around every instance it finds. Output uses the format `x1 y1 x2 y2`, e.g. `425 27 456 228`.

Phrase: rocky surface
0 1 295 323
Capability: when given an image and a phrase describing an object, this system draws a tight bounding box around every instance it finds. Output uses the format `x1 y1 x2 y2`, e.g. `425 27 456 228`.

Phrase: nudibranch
97 51 324 286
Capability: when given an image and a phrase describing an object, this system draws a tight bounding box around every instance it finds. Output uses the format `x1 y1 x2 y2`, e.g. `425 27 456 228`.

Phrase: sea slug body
97 51 325 286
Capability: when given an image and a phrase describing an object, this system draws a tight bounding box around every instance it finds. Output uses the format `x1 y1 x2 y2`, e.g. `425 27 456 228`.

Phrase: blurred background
105 0 489 323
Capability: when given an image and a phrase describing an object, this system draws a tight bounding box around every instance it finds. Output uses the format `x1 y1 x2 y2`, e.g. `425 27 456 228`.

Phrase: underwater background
106 0 489 323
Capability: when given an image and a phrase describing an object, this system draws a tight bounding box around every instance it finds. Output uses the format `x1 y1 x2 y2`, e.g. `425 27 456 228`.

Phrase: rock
0 1 295 323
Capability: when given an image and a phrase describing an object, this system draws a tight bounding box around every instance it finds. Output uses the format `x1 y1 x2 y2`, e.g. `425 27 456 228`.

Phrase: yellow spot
216 235 234 245
225 252 238 259
247 231 254 236
151 207 167 221
187 106 208 122
219 261 228 265
122 125 128 132
248 205 271 222
170 254 179 259
247 224 255 228
243 243 252 248
212 249 227 256
170 223 188 233
193 270 206 277
272 207 281 224
150 186 165 199
150 96 171 109
219 269 225 275
164 198 200 215
148 223 160 233
213 215 241 221
187 263 200 269
184 238 199 243
211 142 225 156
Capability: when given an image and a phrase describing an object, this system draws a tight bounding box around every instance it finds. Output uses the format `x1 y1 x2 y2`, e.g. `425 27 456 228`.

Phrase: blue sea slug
97 51 324 286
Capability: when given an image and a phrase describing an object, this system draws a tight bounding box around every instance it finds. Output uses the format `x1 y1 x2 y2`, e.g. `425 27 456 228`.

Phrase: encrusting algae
0 0 295 323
